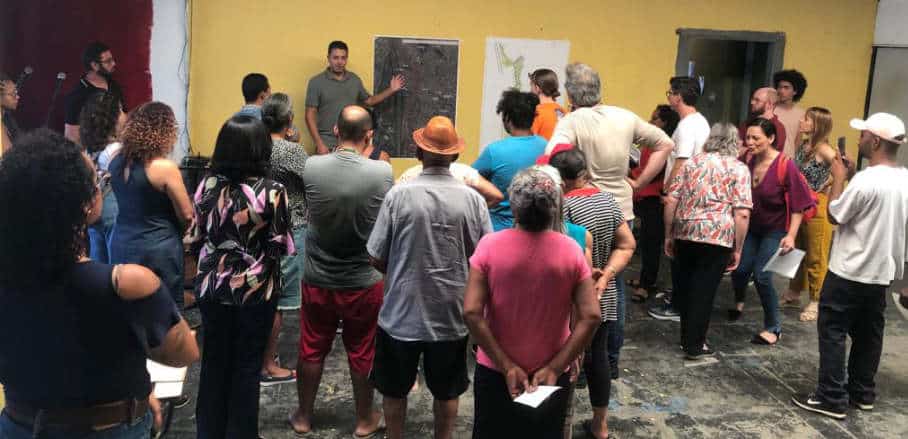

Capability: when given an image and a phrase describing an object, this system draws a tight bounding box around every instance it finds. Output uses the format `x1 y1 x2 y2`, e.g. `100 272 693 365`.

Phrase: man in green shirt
306 40 405 154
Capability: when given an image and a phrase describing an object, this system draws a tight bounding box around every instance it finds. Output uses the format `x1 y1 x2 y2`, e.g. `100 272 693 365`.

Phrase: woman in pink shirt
463 168 600 439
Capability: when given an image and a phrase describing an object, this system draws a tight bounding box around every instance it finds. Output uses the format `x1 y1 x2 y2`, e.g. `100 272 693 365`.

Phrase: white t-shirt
828 165 908 285
398 162 480 185
665 112 710 184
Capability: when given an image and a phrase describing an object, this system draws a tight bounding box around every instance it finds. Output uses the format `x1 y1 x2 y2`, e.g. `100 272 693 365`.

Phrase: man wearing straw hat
368 116 492 439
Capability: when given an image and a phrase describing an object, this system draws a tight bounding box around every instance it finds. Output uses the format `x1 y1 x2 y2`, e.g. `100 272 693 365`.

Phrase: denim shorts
278 226 306 310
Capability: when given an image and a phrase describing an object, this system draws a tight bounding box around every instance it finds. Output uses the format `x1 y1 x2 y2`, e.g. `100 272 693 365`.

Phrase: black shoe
648 304 680 321
791 393 846 419
685 346 715 361
850 398 874 411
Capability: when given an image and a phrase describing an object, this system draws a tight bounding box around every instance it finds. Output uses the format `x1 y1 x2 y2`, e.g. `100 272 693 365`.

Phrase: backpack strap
776 154 792 231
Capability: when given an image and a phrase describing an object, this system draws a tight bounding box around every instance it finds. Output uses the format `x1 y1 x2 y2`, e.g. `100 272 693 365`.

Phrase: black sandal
750 330 781 345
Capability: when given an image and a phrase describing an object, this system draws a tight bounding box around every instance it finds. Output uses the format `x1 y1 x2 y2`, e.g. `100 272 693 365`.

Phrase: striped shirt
563 188 624 321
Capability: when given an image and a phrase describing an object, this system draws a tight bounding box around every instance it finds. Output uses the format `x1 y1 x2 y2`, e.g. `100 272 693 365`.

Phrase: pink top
469 229 592 373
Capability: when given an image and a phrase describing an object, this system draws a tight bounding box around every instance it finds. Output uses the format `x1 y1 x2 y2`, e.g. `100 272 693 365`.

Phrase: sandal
799 301 819 322
352 419 386 439
260 369 297 386
750 330 781 345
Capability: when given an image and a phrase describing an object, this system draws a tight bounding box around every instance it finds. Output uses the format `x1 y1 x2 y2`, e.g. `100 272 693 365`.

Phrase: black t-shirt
63 76 126 125
0 260 181 408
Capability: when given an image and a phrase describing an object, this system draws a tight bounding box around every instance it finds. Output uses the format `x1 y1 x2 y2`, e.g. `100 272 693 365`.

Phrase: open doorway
675 29 785 126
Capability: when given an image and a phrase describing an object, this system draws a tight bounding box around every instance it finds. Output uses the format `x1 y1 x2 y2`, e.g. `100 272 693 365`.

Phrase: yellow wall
189 0 877 175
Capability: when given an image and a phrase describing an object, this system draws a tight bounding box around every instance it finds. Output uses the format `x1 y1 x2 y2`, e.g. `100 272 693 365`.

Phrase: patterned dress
188 175 295 306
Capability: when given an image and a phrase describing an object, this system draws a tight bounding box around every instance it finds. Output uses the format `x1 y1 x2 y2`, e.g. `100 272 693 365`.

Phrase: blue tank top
0 261 180 408
110 155 180 237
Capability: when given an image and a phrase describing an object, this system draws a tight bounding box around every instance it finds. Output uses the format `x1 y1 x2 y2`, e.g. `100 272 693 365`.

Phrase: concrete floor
166 261 908 438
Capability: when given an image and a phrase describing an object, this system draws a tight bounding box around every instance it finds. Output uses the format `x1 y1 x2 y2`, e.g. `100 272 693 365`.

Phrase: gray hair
508 168 564 233
262 92 294 134
564 62 601 108
702 122 740 157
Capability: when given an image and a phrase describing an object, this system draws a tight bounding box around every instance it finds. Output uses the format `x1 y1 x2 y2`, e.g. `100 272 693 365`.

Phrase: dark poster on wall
372 37 459 158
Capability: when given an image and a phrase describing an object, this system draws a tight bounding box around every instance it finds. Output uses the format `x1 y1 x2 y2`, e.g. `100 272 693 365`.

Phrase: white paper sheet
147 360 187 383
513 386 561 408
762 248 806 279
153 381 185 399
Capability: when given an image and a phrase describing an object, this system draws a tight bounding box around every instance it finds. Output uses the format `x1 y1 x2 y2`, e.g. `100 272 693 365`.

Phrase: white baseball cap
850 112 906 144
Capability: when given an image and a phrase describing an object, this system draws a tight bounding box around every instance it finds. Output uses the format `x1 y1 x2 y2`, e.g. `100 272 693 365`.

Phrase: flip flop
261 369 297 386
353 419 386 439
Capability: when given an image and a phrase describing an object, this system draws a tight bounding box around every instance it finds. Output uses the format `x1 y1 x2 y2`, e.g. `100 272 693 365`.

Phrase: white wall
875 0 908 46
151 0 190 163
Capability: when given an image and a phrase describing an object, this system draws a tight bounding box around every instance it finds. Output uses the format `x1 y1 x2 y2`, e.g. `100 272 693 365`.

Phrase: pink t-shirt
469 229 592 374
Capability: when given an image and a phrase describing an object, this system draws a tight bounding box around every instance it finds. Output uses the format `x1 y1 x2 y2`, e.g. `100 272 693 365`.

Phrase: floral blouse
188 175 295 306
667 152 753 248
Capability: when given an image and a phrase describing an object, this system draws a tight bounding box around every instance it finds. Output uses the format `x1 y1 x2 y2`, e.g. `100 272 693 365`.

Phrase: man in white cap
792 112 908 420
367 116 492 439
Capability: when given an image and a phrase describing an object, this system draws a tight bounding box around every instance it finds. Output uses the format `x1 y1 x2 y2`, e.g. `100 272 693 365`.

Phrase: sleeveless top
0 261 181 408
110 155 180 238
795 145 832 191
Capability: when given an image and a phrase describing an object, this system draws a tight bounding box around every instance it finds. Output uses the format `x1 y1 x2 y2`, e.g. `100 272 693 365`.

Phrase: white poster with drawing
478 37 571 150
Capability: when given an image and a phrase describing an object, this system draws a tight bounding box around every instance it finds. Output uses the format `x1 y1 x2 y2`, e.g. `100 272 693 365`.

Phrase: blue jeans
88 191 118 263
732 230 785 333
0 410 151 439
278 226 306 310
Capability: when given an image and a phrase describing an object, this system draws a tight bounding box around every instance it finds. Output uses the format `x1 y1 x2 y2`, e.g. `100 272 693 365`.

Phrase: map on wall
478 37 570 150
373 37 459 158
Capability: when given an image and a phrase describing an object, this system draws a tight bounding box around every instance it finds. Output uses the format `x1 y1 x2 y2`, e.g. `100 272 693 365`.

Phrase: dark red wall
0 0 153 131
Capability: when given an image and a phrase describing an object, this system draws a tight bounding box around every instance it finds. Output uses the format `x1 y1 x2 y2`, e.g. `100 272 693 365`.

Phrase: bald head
335 105 373 143
750 87 779 118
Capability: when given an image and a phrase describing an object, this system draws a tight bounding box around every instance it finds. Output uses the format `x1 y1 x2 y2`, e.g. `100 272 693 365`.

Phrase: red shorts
299 281 383 375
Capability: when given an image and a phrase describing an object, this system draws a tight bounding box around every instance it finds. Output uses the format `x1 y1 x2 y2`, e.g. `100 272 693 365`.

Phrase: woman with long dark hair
80 91 127 263
0 130 198 438
188 116 294 438
109 102 193 308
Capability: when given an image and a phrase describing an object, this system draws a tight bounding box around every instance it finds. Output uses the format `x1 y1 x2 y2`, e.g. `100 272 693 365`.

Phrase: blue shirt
472 135 547 231
234 104 262 120
565 222 587 250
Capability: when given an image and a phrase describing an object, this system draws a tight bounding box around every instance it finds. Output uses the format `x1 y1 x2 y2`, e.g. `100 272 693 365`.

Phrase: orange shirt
531 102 567 140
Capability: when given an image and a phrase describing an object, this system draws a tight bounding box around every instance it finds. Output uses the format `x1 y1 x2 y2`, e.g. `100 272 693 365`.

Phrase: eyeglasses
665 90 679 97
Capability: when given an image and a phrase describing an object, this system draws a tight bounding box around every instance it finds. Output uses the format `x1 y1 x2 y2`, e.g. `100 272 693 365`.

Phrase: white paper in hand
762 248 806 279
513 386 561 408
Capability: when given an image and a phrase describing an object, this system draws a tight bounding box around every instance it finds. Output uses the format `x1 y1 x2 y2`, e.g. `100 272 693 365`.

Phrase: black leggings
584 322 611 407
472 364 571 439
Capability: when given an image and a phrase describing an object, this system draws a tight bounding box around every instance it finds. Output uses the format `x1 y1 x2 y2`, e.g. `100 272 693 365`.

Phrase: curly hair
0 129 96 290
496 89 539 130
773 69 808 102
508 168 561 232
79 91 122 154
120 101 177 164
